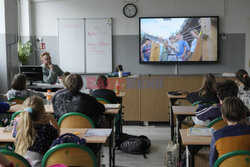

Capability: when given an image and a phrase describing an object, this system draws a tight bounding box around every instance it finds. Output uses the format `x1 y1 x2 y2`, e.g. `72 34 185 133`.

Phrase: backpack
50 133 86 148
119 135 151 158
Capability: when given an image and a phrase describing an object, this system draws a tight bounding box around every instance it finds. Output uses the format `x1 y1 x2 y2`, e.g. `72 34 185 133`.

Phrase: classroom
0 0 250 167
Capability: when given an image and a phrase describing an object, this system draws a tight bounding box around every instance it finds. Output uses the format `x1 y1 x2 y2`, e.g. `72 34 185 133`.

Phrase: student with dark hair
141 38 152 61
6 74 44 100
91 75 117 103
52 73 105 125
187 73 219 105
193 80 238 125
209 97 250 167
235 69 250 105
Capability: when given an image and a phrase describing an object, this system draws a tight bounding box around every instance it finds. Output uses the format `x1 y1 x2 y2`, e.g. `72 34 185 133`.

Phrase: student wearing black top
52 73 106 125
91 75 117 104
187 73 219 104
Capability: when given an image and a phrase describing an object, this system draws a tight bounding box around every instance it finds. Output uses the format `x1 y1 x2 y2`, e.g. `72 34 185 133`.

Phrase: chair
58 112 95 128
10 110 24 124
207 117 227 130
8 97 25 104
0 149 31 167
96 98 110 104
41 143 97 167
213 150 250 167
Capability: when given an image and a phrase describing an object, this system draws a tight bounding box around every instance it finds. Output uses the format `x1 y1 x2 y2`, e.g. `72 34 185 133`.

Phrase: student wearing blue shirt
209 97 250 167
0 101 10 113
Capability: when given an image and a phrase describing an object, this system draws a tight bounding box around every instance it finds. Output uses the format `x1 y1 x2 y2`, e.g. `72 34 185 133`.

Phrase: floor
102 125 171 167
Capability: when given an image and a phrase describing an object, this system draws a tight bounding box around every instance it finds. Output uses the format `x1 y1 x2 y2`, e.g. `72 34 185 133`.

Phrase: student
52 73 105 125
91 75 117 103
62 71 71 87
141 38 152 61
40 52 64 84
193 80 238 126
0 153 14 167
6 74 45 100
14 95 59 167
187 73 219 105
235 69 250 105
209 97 250 167
0 101 10 113
188 29 200 60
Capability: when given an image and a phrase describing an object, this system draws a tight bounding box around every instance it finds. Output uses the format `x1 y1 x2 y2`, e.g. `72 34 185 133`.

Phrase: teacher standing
40 52 64 84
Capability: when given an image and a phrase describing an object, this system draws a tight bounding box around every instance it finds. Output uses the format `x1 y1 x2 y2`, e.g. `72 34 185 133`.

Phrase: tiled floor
102 125 171 167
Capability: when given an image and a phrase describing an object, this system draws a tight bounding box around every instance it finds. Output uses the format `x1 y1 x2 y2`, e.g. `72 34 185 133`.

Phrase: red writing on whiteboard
99 41 109 47
87 42 97 46
88 32 96 36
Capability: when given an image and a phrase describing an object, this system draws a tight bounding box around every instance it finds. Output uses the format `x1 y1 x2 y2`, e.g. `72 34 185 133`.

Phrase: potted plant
18 41 32 65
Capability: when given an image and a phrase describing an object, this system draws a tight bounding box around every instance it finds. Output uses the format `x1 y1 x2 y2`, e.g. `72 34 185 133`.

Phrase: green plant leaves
18 41 32 65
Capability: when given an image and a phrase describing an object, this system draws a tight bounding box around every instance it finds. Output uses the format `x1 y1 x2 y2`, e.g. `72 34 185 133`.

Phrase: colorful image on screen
140 17 218 63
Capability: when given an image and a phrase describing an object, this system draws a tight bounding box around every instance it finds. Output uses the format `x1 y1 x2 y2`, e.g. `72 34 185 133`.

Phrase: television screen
139 16 219 64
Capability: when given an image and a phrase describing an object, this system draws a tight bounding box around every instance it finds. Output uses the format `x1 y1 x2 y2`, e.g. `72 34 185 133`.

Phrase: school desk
172 106 197 164
7 104 121 115
180 129 211 167
0 127 111 143
167 93 187 142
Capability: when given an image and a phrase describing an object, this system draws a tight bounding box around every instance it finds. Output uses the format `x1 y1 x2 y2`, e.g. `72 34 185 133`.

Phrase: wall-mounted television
139 16 219 64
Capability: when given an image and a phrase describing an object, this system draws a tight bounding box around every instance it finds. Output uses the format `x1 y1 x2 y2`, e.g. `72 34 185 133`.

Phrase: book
187 127 214 136
85 129 112 137
104 104 120 109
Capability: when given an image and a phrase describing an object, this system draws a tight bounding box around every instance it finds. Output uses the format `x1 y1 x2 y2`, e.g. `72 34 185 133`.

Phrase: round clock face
123 4 137 18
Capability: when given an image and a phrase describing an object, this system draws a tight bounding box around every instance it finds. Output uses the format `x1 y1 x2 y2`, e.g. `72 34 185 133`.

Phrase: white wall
19 0 32 37
30 0 250 36
245 17 250 74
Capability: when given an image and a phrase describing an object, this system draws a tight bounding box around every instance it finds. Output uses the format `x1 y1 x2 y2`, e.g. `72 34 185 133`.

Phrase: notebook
104 104 120 109
187 127 214 136
85 129 112 137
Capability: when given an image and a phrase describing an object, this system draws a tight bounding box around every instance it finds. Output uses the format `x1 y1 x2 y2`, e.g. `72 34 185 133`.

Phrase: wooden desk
7 104 120 115
173 106 197 164
180 129 211 167
0 127 111 144
167 93 187 142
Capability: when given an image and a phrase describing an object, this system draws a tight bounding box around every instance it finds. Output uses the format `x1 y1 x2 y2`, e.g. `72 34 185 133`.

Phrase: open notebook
85 129 112 137
104 104 120 109
187 127 214 136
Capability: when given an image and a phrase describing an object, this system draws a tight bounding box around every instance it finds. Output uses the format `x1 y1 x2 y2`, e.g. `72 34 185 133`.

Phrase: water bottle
115 80 120 94
46 89 52 105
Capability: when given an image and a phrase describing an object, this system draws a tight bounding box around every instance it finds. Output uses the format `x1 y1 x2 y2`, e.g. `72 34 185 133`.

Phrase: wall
29 0 250 74
0 0 18 93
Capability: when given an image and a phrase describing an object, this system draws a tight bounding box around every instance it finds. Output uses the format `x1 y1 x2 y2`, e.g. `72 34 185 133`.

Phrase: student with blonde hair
7 74 44 100
14 95 59 167
40 52 64 84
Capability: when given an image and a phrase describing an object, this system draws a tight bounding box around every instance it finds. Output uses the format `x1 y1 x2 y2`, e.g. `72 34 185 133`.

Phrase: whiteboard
58 18 112 73
58 19 85 73
86 18 112 73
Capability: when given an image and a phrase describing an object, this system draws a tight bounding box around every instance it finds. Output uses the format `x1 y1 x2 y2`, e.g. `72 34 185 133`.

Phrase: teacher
40 52 64 84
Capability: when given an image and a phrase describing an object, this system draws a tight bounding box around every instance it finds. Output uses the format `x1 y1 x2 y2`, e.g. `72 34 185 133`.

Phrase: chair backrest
8 97 25 104
96 98 110 104
207 117 227 130
213 150 250 167
58 112 95 128
42 143 97 167
0 149 32 167
10 110 24 123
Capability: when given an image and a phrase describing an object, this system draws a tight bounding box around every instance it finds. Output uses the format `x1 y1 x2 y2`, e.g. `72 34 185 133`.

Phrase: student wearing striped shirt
209 97 250 167
193 80 238 126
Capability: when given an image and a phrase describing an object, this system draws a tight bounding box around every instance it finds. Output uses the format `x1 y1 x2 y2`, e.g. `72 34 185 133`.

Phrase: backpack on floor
50 133 86 148
119 135 151 158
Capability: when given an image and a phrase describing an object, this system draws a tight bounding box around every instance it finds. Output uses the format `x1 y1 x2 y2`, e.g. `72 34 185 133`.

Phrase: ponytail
14 95 44 155
15 111 36 155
